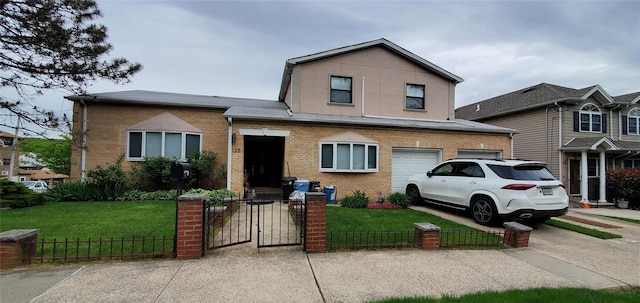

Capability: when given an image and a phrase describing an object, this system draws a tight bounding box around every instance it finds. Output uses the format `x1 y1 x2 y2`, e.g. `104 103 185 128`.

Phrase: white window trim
579 103 602 132
318 142 379 173
627 108 640 135
126 130 202 161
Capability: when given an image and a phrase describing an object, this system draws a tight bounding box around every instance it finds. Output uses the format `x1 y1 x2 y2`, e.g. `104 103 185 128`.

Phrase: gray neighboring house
456 83 640 205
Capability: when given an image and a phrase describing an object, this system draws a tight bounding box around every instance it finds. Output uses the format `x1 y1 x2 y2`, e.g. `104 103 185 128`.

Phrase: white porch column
580 151 589 203
598 151 607 203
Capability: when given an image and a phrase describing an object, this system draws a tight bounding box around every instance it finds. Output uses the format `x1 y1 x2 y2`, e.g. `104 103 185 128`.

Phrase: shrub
607 168 640 199
48 181 95 201
86 155 128 200
186 188 236 202
0 179 51 208
340 190 370 208
388 192 411 209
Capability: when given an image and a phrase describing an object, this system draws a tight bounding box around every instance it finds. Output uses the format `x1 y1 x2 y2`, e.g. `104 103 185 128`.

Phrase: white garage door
457 150 502 159
391 149 440 194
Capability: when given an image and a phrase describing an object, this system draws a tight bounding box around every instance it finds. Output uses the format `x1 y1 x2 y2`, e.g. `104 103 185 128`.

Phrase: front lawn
326 207 503 250
326 207 480 232
0 201 176 239
372 287 640 303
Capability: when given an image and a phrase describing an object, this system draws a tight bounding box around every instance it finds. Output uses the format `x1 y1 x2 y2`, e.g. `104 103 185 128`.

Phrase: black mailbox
170 162 192 179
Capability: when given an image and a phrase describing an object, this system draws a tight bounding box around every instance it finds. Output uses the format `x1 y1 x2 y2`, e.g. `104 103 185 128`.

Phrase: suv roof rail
447 158 537 162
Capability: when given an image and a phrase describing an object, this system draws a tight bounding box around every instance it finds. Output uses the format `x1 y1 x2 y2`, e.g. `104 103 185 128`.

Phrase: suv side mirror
426 171 433 177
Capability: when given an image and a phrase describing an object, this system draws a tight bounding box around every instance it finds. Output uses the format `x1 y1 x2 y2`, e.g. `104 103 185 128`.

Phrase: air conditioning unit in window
1 171 9 176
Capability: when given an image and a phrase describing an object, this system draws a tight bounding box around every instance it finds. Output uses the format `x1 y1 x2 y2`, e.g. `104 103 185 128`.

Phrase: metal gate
204 199 305 251
204 199 252 250
256 200 305 249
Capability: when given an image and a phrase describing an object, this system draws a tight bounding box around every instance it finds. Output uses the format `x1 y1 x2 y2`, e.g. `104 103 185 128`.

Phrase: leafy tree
0 0 142 135
17 135 71 174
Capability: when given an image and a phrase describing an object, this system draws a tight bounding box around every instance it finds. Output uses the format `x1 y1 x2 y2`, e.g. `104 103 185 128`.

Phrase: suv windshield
487 164 558 181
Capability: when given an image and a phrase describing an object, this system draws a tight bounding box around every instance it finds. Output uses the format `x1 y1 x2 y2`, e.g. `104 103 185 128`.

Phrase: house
456 83 640 205
0 130 19 180
66 38 516 199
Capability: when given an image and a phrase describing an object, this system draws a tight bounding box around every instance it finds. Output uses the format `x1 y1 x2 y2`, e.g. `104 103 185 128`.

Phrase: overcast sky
3 0 639 137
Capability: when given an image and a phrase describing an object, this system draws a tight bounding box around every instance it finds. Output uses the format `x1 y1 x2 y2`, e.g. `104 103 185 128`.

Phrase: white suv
404 159 569 226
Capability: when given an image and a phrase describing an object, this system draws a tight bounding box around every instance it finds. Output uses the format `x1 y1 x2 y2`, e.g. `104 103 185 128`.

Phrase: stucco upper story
67 39 513 135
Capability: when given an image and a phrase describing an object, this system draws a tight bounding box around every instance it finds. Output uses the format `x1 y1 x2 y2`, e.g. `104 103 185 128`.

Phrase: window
330 76 352 103
319 142 378 172
405 84 425 110
2 158 10 165
1 137 13 146
127 131 201 160
579 104 602 132
627 109 640 135
623 159 640 168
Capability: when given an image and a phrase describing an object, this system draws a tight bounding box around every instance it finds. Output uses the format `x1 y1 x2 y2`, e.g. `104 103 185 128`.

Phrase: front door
569 159 581 196
244 136 285 188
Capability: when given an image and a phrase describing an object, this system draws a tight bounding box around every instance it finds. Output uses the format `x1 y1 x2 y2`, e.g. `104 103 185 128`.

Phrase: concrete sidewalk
2 208 638 303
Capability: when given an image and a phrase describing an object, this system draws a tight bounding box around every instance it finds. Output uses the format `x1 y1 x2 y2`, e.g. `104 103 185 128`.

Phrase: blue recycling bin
324 186 336 204
294 179 310 192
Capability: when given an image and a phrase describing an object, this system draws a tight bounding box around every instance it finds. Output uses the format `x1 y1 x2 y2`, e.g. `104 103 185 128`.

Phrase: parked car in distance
22 180 48 193
404 158 569 226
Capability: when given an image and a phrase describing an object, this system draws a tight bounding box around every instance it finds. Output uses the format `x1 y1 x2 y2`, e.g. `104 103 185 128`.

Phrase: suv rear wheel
471 197 499 226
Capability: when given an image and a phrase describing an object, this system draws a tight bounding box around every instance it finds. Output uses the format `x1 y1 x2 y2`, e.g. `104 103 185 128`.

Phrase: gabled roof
456 83 637 121
278 38 464 101
613 92 640 104
561 136 640 152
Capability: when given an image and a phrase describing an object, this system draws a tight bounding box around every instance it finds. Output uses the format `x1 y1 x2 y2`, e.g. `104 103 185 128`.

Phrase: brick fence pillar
304 192 326 253
414 223 440 250
0 229 38 269
176 194 205 260
503 221 533 248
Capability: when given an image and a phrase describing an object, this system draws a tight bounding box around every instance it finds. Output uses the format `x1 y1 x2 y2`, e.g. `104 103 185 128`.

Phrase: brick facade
230 120 511 199
70 103 228 181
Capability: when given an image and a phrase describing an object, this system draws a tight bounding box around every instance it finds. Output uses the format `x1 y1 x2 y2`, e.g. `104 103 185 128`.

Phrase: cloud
2 0 638 136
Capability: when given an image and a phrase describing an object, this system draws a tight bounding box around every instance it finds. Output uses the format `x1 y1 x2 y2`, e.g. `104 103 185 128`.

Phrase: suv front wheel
471 197 499 226
406 185 422 205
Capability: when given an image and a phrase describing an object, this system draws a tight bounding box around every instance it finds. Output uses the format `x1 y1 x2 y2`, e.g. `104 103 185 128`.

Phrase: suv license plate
542 188 553 195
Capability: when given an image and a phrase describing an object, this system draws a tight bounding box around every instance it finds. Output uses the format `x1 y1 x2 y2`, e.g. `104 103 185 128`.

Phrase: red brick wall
304 193 326 253
176 195 205 259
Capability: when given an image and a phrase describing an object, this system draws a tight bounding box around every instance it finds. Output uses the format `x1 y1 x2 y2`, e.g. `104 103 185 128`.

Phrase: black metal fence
26 236 175 264
327 231 415 251
327 230 505 252
439 230 505 249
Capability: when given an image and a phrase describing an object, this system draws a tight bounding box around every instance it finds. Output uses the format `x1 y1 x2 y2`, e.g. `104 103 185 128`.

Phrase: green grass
604 216 640 224
0 201 176 239
326 207 503 250
545 219 622 239
1 201 177 262
371 287 640 303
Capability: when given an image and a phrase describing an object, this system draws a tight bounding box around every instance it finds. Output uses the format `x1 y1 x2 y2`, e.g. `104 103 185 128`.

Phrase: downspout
510 133 515 159
556 102 563 183
80 100 88 182
226 117 233 190
361 76 365 117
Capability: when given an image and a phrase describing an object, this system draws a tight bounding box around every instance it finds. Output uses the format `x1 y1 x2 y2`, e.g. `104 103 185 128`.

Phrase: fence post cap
177 193 206 201
0 229 39 241
414 223 441 231
503 221 533 232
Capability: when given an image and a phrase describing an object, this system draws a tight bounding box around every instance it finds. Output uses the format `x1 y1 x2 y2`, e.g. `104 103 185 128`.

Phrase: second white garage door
391 148 440 194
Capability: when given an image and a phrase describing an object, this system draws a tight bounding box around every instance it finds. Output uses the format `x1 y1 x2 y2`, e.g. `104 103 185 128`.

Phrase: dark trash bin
309 181 321 192
282 177 297 201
